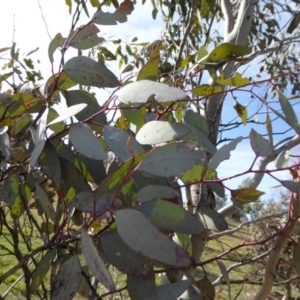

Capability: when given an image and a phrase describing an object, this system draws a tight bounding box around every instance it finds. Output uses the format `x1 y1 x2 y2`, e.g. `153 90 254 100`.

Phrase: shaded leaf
117 80 187 104
144 280 191 300
293 243 300 273
48 33 65 63
208 182 225 198
47 104 87 126
31 249 56 292
103 126 144 162
35 184 56 223
64 56 119 88
30 140 46 169
250 129 273 156
192 84 223 96
208 137 242 170
127 275 155 300
138 141 206 177
275 150 289 168
287 12 300 34
136 121 190 145
233 100 247 125
1 133 11 161
35 107 48 145
52 255 81 300
231 188 265 204
197 208 228 232
197 277 215 300
266 113 273 145
217 261 231 300
183 110 209 136
81 229 115 291
176 233 192 256
281 181 300 193
134 199 205 234
69 123 107 160
115 209 191 267
133 185 178 203
3 173 19 206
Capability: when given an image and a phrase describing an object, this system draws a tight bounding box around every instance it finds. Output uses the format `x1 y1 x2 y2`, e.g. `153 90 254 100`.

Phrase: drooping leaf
208 182 225 198
115 209 191 267
101 230 153 278
43 143 61 188
192 84 223 96
70 191 113 214
69 24 104 50
48 33 66 63
29 140 46 169
197 45 208 61
250 129 273 156
266 113 273 145
3 173 19 206
136 121 190 145
197 277 215 300
207 43 251 62
293 243 300 273
92 0 134 25
63 90 107 124
64 56 119 88
287 12 300 34
137 41 161 81
1 133 11 161
69 123 107 160
52 255 82 300
138 141 206 177
217 261 231 300
275 150 289 168
81 229 115 291
281 181 300 193
35 184 56 223
233 100 247 125
134 199 205 234
117 80 187 104
47 104 87 126
103 126 144 162
216 73 249 87
31 249 56 292
13 114 32 136
278 91 300 133
35 107 48 145
208 136 243 170
197 208 228 232
144 280 192 300
231 188 265 204
133 185 178 203
65 0 72 13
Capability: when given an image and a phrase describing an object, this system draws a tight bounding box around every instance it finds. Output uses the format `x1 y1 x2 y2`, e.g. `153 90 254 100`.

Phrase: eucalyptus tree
0 0 300 299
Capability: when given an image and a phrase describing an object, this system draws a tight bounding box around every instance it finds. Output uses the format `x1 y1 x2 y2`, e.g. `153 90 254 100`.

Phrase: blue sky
0 0 298 202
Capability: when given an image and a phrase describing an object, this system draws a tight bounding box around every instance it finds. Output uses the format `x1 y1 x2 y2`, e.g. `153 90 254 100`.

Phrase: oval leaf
52 255 81 300
69 123 107 160
231 188 265 204
115 209 191 267
133 185 178 203
81 229 115 291
250 129 273 156
64 56 119 88
197 208 228 232
117 80 187 104
192 84 223 96
275 150 289 168
136 121 190 145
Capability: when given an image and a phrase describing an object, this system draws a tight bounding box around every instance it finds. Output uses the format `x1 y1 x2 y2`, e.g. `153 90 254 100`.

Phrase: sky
0 0 298 203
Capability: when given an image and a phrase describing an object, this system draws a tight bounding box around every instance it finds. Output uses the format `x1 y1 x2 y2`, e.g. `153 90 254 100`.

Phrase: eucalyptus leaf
275 150 289 168
249 129 273 156
133 185 178 203
35 184 56 223
197 208 228 232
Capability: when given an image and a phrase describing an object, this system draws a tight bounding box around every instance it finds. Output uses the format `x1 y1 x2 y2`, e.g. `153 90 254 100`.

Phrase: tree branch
221 0 234 39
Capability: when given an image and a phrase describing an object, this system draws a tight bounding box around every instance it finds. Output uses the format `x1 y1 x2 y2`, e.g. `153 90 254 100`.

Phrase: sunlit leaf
250 129 273 156
69 123 107 160
115 209 191 267
52 255 81 300
64 56 119 88
231 188 265 203
266 113 273 145
192 84 223 96
121 106 145 130
117 80 187 104
1 133 11 161
30 140 46 169
35 107 48 145
233 100 247 125
81 229 115 291
216 73 249 87
275 150 289 168
180 165 206 183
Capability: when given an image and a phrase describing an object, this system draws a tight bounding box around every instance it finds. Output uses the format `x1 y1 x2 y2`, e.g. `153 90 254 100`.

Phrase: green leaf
136 121 190 145
69 24 104 50
233 100 247 125
133 185 178 203
101 230 153 277
216 73 249 87
65 0 72 13
31 249 56 292
35 107 48 145
64 90 107 124
103 126 144 162
275 150 289 169
192 84 223 96
266 113 273 145
81 229 115 291
70 191 113 214
207 43 251 62
281 181 300 193
43 143 61 188
48 33 65 63
121 106 145 130
47 104 87 126
47 108 66 133
30 140 46 169
197 208 228 232
197 45 208 61
134 199 205 234
287 12 300 34
137 42 161 81
92 0 134 25
197 277 215 300
3 174 19 206
217 261 231 300
144 280 191 300
35 184 56 223
115 209 191 267
64 56 119 88
231 188 265 204
69 123 107 160
11 184 30 219
52 255 81 300
250 129 273 156
183 110 209 136
176 233 192 256
138 141 206 177
278 91 300 132
208 137 242 170
117 80 187 104
12 114 32 136
128 275 156 300
1 133 11 161
293 243 300 273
